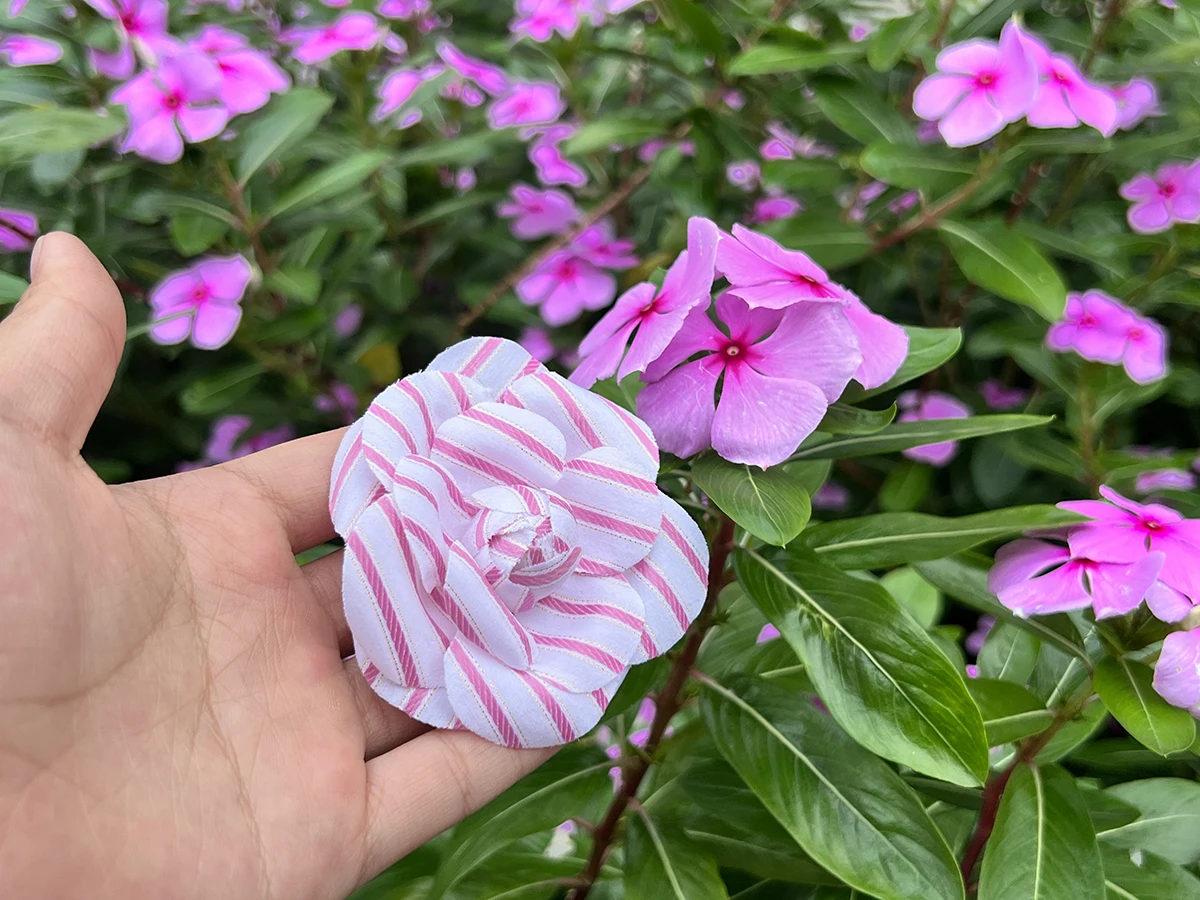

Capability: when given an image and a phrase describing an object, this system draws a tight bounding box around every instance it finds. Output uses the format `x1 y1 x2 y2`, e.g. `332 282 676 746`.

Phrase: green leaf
179 364 266 415
1094 657 1196 757
700 675 964 900
30 148 85 189
0 107 125 162
938 218 1067 321
736 547 989 786
978 765 1106 900
812 78 916 146
447 852 596 900
625 810 729 900
235 88 334 184
727 42 865 76
1101 846 1200 900
662 0 725 59
881 566 942 628
430 745 611 897
169 209 228 256
268 151 390 220
978 623 1040 683
801 506 1082 568
393 130 519 167
790 415 1052 461
0 271 29 304
1100 779 1200 865
879 460 933 513
912 558 1088 663
564 113 669 155
264 267 322 305
845 326 962 401
967 679 1054 746
867 12 933 71
818 402 896 435
692 454 812 547
860 143 974 191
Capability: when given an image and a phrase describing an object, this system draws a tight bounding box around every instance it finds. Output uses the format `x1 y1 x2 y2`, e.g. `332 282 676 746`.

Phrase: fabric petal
440 541 535 670
433 401 567 494
428 336 539 397
330 421 381 533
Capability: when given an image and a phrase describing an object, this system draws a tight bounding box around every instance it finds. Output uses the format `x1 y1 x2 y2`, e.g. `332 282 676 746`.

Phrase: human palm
0 234 551 898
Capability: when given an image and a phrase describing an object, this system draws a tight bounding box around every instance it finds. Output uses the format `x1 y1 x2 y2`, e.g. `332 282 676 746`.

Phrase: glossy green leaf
967 679 1054 746
1100 779 1200 865
179 363 266 415
663 0 725 59
564 113 668 155
818 402 896 435
393 130 518 167
169 210 227 256
0 107 125 162
978 623 1040 683
736 547 989 786
879 461 933 513
446 852 594 900
978 765 1106 900
268 151 390 219
1094 657 1196 756
881 566 942 628
860 143 973 191
700 675 964 900
235 88 333 184
845 326 963 401
802 506 1081 568
727 43 864 76
812 78 916 146
763 215 872 268
692 453 811 547
1101 846 1200 900
867 12 933 71
264 267 322 305
625 810 729 900
939 218 1067 321
790 415 1053 461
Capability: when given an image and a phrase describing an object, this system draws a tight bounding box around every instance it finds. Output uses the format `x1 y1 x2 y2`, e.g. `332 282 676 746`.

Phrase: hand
0 234 553 898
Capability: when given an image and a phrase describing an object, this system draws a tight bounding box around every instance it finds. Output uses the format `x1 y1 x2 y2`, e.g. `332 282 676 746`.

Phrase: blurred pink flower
1136 468 1197 495
190 26 289 115
516 250 617 326
637 138 695 163
0 209 39 252
897 391 971 466
334 303 363 337
112 51 230 164
497 184 579 239
1154 628 1200 716
888 191 920 214
1015 23 1118 136
148 254 252 350
812 480 851 511
436 40 510 96
488 82 565 128
529 140 588 188
965 615 995 655
519 327 556 362
572 219 638 270
849 21 873 42
979 379 1029 410
637 293 861 467
722 89 745 110
1109 78 1160 130
571 217 719 388
315 382 359 424
1119 162 1200 234
376 0 430 18
1046 290 1168 384
373 63 441 124
757 624 780 643
726 160 760 191
282 11 381 64
717 224 854 308
0 34 62 66
86 0 171 79
759 122 835 161
189 415 294 467
913 22 1036 147
749 194 803 224
511 0 582 42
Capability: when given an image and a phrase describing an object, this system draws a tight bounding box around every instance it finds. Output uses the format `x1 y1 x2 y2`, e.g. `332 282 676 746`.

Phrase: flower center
163 91 183 111
1161 182 1178 198
722 341 745 359
1079 314 1097 328
975 71 996 88
556 259 579 280
1128 327 1144 341
1051 68 1071 86
190 284 210 305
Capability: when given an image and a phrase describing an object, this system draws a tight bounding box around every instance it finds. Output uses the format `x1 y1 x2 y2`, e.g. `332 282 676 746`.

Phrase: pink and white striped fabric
331 337 709 748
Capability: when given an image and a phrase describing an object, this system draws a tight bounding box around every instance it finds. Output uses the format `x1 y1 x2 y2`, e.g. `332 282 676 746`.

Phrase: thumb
0 232 126 452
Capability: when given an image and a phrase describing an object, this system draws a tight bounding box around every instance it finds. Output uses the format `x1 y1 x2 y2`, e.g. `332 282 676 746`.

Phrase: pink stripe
539 596 644 632
405 514 449 584
362 444 393 475
449 641 522 747
591 688 609 709
632 559 691 631
514 484 543 514
442 372 472 411
538 373 602 448
402 687 429 716
661 516 706 582
447 542 535 663
375 497 449 630
408 456 480 515
362 661 380 682
463 407 563 472
430 587 489 651
515 670 575 742
565 458 657 494
347 532 421 686
392 473 439 509
576 558 623 578
491 535 527 558
639 631 659 658
520 357 542 377
615 406 658 459
509 550 579 588
372 404 418 454
331 432 363 509
399 380 435 440
534 633 625 673
460 336 502 378
571 504 658 544
434 438 521 485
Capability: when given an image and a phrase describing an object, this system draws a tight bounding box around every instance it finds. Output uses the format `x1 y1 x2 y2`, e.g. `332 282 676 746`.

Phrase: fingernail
29 235 46 281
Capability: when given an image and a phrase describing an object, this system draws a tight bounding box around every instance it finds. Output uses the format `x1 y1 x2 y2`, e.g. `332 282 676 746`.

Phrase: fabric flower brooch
329 337 708 748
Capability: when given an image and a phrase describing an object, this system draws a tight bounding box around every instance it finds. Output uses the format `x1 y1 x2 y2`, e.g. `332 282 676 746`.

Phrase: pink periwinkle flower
1154 628 1200 717
488 82 565 129
1057 487 1200 621
112 51 230 164
965 615 996 655
190 26 289 115
377 0 431 18
759 123 835 162
571 217 719 388
572 219 638 270
897 391 971 467
86 0 170 79
334 303 363 337
848 21 873 42
436 40 510 97
1046 290 1168 385
1136 468 1198 495
722 89 745 110
1110 78 1161 131
315 382 359 424
148 254 252 350
749 194 804 225
1119 162 1200 234
913 21 1036 147
529 140 588 188
726 160 761 192
888 191 920 215
1015 24 1118 136
517 250 617 326
757 624 781 643
0 209 39 252
181 415 294 470
979 379 1029 410
811 480 851 512
511 0 582 42
497 183 579 240
373 63 442 125
282 11 381 64
0 34 63 66
636 138 695 164
636 293 862 468
9 0 28 14
519 327 557 363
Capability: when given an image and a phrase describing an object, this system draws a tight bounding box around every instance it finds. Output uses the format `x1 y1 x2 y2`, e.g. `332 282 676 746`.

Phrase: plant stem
566 513 737 900
873 151 1001 251
931 0 959 49
1082 0 1124 72
1077 363 1101 494
217 159 273 275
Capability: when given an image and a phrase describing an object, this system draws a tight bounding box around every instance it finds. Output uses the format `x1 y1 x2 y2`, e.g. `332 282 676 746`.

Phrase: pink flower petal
711 365 828 468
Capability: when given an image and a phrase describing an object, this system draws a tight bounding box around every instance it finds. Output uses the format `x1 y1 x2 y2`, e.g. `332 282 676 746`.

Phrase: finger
0 232 126 451
359 731 556 880
342 660 430 759
217 427 347 553
302 549 351 655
